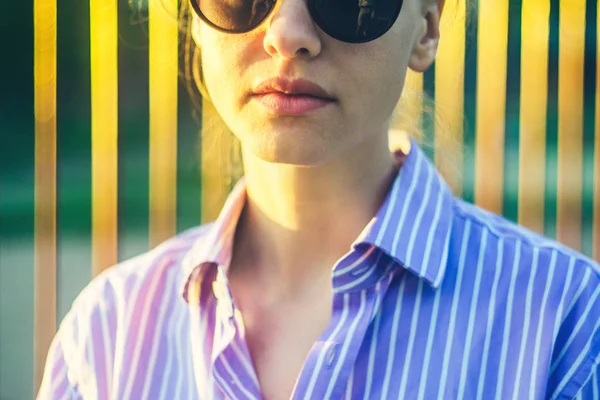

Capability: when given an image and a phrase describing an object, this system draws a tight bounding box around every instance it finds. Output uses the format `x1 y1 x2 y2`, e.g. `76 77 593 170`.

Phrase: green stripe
56 0 93 323
463 3 478 205
423 63 435 161
582 0 597 258
0 1 35 398
544 0 560 240
117 2 150 261
177 78 203 233
503 0 523 224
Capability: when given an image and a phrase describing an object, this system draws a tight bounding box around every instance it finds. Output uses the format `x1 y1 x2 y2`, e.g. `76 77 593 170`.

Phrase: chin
252 144 331 166
247 130 339 167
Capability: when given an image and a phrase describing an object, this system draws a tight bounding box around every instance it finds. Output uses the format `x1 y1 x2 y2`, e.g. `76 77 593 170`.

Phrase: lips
252 77 336 100
250 77 336 115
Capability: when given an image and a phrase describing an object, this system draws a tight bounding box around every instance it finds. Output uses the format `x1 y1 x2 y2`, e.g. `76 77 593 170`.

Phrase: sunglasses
190 0 404 43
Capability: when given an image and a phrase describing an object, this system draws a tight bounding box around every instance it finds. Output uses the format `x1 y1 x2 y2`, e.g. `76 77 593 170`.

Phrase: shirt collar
180 179 247 303
181 137 454 303
353 138 455 289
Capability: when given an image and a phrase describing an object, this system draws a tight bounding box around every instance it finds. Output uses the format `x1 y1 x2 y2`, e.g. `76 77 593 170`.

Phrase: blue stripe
495 240 523 400
476 237 504 399
415 276 444 400
529 250 561 398
380 275 408 399
457 228 488 398
512 248 541 398
397 279 424 398
437 219 472 398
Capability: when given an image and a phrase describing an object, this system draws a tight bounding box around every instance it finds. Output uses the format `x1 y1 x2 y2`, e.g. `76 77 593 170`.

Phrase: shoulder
67 223 215 320
41 224 215 397
451 197 599 279
449 198 600 399
63 222 215 326
448 197 599 334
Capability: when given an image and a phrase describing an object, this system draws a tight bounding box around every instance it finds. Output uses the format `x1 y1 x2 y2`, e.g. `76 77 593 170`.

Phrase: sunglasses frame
189 0 403 44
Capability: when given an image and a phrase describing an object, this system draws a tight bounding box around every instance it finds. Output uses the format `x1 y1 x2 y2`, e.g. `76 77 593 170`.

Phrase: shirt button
326 342 340 369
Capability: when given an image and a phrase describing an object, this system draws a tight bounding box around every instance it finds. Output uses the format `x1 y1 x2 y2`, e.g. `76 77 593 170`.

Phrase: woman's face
193 0 439 166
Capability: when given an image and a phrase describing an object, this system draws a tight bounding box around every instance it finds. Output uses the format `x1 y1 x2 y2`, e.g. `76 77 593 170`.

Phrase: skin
191 0 443 397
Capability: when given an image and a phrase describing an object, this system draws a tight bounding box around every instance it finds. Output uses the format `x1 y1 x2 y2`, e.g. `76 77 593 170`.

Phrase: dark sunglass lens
195 0 274 32
310 0 402 43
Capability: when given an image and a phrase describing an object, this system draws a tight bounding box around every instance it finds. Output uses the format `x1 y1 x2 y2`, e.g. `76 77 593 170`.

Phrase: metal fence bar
149 0 178 248
557 0 586 251
519 0 550 235
435 0 466 195
90 0 119 276
475 0 509 215
33 0 57 393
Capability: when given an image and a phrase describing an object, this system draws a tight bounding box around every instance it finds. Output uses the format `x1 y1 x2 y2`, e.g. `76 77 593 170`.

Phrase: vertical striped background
0 0 598 398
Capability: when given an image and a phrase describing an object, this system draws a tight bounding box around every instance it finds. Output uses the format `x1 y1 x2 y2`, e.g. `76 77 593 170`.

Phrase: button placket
292 289 380 400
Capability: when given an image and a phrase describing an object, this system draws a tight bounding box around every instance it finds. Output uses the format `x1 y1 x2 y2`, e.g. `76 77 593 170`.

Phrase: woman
39 0 599 398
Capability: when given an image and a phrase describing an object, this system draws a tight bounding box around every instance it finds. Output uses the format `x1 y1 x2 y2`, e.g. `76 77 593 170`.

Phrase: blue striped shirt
38 139 600 399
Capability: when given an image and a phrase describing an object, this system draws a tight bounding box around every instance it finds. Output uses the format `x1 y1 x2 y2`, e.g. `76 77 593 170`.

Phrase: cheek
200 31 228 78
342 43 409 119
199 28 253 101
364 24 415 102
199 33 240 106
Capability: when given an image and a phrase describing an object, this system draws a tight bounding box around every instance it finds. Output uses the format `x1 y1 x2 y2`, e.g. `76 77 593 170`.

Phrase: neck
230 130 403 288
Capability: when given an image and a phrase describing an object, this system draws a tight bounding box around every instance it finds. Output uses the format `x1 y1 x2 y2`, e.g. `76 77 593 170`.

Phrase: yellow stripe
557 0 585 251
435 0 465 195
90 0 118 275
149 0 178 246
595 1 600 262
33 0 57 391
475 0 509 215
519 0 550 234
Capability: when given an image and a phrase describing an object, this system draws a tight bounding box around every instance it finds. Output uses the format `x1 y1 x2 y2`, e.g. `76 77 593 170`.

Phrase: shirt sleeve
36 332 82 400
546 264 600 400
36 269 118 400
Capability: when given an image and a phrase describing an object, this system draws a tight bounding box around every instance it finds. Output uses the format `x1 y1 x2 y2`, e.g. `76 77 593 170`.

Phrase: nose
262 0 322 59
